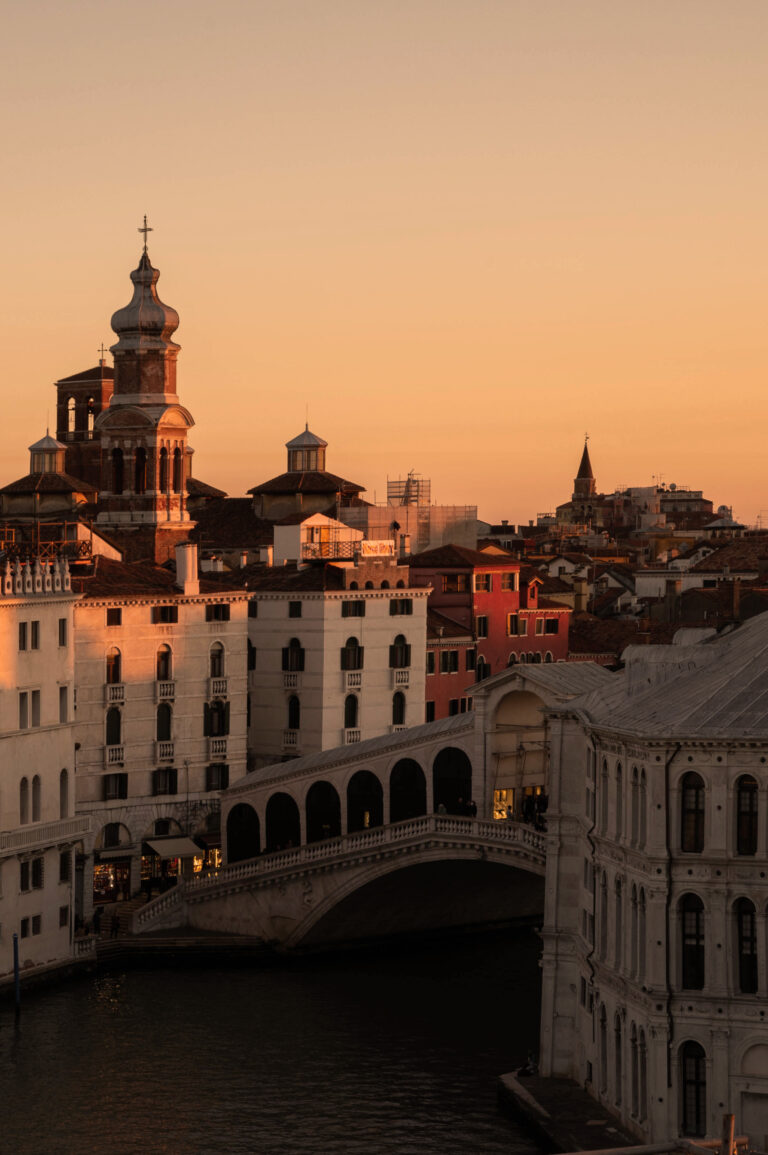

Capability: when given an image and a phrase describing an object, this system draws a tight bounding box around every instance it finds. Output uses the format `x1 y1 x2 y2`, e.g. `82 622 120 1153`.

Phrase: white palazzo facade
540 616 768 1148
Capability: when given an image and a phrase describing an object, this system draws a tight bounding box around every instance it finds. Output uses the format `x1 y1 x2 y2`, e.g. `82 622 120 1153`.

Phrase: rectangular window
475 616 488 639
31 621 40 650
20 861 30 892
59 851 71 883
31 857 44 889
59 905 69 928
545 618 559 635
518 618 528 636
32 914 41 936
501 572 517 592
535 619 544 636
440 650 459 674
106 607 122 627
205 604 230 622
341 600 365 617
474 573 492 592
390 599 413 616
507 614 518 636
248 600 258 618
31 690 41 727
152 605 178 624
59 686 68 724
465 649 476 671
18 621 27 651
425 701 436 723
288 601 302 618
152 767 178 796
441 574 469 593
20 918 29 939
426 651 435 675
448 699 459 716
103 773 128 801
206 763 229 791
58 617 68 647
19 692 28 730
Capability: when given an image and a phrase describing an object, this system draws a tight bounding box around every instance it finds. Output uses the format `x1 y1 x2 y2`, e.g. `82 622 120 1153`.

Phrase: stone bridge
136 815 546 949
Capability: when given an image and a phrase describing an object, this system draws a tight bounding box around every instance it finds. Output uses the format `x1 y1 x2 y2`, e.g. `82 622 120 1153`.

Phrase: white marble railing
183 816 545 897
156 681 175 701
0 814 91 852
134 886 185 932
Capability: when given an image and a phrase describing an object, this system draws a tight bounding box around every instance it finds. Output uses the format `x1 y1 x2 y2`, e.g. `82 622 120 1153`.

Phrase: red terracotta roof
247 471 364 496
187 476 227 499
427 609 473 640
0 472 97 495
55 365 114 383
190 499 274 549
409 544 516 569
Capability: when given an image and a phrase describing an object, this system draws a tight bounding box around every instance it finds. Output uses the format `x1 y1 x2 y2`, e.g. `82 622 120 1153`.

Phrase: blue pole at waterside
12 932 20 1013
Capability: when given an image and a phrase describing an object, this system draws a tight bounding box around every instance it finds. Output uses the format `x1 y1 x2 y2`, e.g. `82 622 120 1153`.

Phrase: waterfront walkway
499 1072 637 1152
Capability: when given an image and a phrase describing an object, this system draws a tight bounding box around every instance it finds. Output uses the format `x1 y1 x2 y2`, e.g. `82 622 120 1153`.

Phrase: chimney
175 542 199 595
574 576 588 614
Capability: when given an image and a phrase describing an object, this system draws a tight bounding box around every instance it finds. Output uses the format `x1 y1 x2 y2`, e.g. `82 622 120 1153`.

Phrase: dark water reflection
1 929 542 1154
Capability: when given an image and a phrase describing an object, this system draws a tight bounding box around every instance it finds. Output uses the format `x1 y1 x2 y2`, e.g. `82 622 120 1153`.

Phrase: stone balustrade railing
0 814 91 853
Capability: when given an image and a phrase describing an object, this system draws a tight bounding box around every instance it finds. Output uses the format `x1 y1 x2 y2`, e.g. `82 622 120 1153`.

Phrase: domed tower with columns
95 222 195 562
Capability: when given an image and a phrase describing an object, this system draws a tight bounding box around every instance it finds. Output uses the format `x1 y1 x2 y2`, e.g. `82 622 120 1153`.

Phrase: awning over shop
146 837 203 859
95 846 136 860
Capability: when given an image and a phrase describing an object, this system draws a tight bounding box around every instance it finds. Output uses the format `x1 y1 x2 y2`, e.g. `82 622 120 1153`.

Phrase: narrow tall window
106 707 121 746
615 763 623 839
159 447 168 491
19 777 29 825
681 772 705 853
599 1006 608 1093
156 703 172 742
59 768 69 819
614 1015 622 1106
156 644 172 681
680 1041 707 1137
287 695 300 730
344 694 358 729
600 759 609 833
134 446 147 495
389 635 411 669
600 873 608 959
210 642 225 678
631 767 639 844
630 1024 639 1117
680 893 705 989
281 638 305 673
111 447 124 494
735 897 758 994
172 447 182 493
67 396 76 434
106 647 121 684
736 775 758 856
638 889 647 981
392 692 405 726
639 770 647 845
614 877 623 969
31 775 41 822
340 637 364 671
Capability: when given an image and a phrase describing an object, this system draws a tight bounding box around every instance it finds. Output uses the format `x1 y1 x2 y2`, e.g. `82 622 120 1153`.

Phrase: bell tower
573 437 596 501
95 221 195 562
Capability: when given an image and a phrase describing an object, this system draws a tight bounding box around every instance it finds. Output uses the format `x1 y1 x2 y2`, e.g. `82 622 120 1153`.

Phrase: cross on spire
98 342 108 361
138 214 153 252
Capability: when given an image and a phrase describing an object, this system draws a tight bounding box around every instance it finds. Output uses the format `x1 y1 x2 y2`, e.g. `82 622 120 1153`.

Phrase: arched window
111 447 124 494
282 638 305 673
205 700 229 737
210 642 225 678
106 647 121 684
19 777 29 825
159 446 168 491
736 775 758 856
533 652 542 663
156 703 172 741
340 636 363 671
680 1041 707 1137
681 772 705 853
734 897 758 993
389 634 411 669
638 1030 648 1121
631 767 639 845
59 768 69 819
287 695 300 730
630 884 638 977
106 706 121 746
381 580 390 589
134 446 147 495
507 653 517 666
639 770 647 845
600 872 608 959
392 691 405 726
614 876 623 969
349 581 358 590
87 398 95 436
156 644 172 681
67 396 76 434
599 1005 608 1093
172 447 182 493
365 581 374 590
614 1014 622 1106
638 888 647 980
680 893 705 989
544 651 553 662
476 656 491 681
344 694 358 730
600 759 609 833
615 763 623 839
31 774 41 822
630 1023 639 1117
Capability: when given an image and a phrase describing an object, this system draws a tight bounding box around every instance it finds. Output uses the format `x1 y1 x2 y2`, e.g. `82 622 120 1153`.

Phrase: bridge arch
389 759 427 822
306 780 342 842
433 746 473 814
227 802 260 862
347 770 384 832
266 791 301 851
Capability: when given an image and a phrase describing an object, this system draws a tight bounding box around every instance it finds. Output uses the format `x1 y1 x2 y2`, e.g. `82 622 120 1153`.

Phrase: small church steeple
573 436 596 500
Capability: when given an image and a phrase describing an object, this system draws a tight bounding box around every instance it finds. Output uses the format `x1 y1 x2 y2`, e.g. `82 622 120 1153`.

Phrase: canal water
1 928 542 1154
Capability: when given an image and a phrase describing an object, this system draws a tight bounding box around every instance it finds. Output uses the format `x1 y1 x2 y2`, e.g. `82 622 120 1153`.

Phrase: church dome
285 425 328 451
110 250 180 355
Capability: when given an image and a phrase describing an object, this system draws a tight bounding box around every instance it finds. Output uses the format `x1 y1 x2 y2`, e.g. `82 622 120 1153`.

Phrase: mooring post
721 1113 735 1155
12 932 20 1015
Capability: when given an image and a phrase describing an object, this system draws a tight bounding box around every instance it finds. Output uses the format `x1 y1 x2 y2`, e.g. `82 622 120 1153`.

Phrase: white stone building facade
539 617 768 1148
0 558 89 978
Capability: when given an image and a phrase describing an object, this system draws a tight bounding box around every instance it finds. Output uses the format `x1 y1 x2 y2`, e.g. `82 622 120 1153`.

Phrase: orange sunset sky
2 1 768 525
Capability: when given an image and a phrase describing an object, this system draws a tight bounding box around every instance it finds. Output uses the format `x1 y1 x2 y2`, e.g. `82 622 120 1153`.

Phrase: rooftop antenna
138 214 153 253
